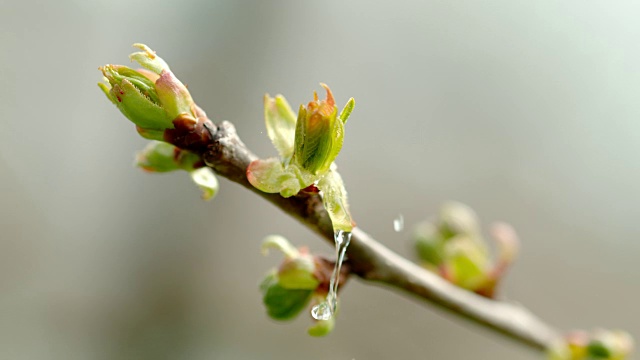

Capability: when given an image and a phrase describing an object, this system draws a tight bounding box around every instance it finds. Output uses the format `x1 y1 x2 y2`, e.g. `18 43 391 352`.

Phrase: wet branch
201 120 559 352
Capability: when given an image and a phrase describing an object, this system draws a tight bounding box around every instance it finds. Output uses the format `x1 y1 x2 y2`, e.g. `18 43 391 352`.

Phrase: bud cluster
259 235 348 336
548 329 634 360
247 85 355 232
99 44 218 199
413 201 518 297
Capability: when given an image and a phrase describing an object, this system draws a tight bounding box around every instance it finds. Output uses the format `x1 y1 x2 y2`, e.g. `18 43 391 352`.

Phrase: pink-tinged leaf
247 158 307 198
489 222 519 278
155 70 195 121
129 43 170 75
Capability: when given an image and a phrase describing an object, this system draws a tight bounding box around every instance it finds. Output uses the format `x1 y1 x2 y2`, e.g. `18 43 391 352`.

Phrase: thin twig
201 120 559 352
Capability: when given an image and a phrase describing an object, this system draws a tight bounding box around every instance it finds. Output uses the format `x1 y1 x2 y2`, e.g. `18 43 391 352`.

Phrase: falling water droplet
393 214 404 232
311 301 332 320
311 230 352 320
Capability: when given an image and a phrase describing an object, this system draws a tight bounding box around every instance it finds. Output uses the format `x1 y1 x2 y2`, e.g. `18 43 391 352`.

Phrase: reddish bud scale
164 116 213 153
301 184 320 193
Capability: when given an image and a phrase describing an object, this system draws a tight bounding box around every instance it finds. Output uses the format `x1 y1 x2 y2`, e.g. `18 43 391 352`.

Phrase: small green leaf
136 127 165 141
265 94 297 161
261 235 299 258
136 141 182 172
308 317 335 337
260 271 313 321
129 43 171 75
246 158 315 198
136 142 218 200
414 222 445 266
190 167 218 200
136 141 202 172
339 97 355 124
111 79 172 130
317 168 353 232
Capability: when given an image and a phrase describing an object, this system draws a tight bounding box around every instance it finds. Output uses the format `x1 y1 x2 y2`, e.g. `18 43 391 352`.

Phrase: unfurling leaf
247 84 355 232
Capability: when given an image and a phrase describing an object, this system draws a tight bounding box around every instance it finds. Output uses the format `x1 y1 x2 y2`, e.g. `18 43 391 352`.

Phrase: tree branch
201 120 559 352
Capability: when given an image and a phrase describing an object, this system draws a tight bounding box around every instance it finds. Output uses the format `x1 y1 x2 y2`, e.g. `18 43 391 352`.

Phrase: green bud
278 256 320 290
99 65 172 131
413 202 521 297
547 330 634 360
293 84 345 175
442 236 490 291
248 85 356 232
259 270 313 321
99 44 198 137
588 330 634 360
135 141 200 172
135 141 218 200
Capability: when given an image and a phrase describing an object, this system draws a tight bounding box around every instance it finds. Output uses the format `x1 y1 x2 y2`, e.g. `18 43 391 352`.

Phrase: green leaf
264 94 296 161
112 80 172 130
278 256 320 290
308 317 335 337
339 97 355 124
129 43 171 75
136 141 202 172
246 158 315 198
135 142 218 200
136 141 182 172
190 167 218 201
261 235 299 258
317 168 353 232
136 127 165 141
260 271 313 321
414 222 445 266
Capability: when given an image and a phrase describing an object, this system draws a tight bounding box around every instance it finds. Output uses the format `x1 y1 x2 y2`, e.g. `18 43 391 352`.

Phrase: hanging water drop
393 214 404 232
311 302 332 320
311 230 352 320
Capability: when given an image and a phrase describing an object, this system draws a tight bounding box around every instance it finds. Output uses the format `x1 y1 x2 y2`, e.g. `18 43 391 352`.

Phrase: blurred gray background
1 1 639 359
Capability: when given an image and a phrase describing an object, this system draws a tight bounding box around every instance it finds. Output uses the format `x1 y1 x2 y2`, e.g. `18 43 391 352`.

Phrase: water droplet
311 230 352 320
311 302 332 320
393 214 404 232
